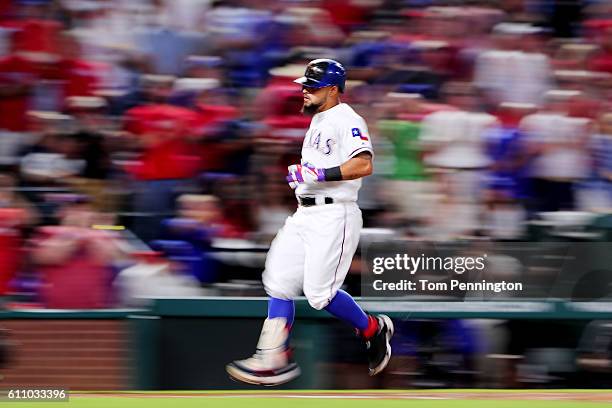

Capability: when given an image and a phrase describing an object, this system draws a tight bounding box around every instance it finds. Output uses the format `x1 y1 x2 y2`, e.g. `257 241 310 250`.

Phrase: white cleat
226 317 301 386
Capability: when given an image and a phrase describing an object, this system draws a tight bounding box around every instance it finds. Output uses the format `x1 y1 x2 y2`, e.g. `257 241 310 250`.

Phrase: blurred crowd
2 0 612 308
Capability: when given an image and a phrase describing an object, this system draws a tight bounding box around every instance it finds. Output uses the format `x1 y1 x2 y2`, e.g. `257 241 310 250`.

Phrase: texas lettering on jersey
304 130 336 155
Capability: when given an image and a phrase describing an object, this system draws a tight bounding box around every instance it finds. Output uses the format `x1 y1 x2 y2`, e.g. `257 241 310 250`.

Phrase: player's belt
298 196 334 207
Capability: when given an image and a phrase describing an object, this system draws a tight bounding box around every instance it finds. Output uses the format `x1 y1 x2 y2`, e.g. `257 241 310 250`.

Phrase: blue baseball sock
324 290 369 331
268 297 295 328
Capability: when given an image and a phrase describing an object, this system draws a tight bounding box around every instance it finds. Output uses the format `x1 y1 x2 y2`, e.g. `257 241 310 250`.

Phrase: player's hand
286 164 325 189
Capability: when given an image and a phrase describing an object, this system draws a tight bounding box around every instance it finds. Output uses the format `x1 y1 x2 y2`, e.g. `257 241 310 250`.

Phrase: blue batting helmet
293 59 346 93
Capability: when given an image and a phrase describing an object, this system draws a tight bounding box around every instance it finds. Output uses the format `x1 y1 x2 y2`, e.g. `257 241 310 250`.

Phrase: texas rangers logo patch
352 128 368 141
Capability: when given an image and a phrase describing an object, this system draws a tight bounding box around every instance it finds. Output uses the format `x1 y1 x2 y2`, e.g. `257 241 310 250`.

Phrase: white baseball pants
262 202 362 310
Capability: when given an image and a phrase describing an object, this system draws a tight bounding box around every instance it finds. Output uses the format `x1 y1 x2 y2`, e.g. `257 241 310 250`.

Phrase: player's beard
301 100 321 116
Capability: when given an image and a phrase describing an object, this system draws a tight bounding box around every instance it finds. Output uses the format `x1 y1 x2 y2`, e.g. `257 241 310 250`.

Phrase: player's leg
262 216 301 343
302 202 394 376
226 216 304 386
262 216 304 328
268 297 295 328
325 290 394 376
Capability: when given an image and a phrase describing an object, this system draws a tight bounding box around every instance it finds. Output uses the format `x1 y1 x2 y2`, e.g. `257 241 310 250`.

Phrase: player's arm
338 152 373 180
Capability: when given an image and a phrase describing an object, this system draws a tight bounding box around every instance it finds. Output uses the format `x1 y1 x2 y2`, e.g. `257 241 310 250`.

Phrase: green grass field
3 390 612 408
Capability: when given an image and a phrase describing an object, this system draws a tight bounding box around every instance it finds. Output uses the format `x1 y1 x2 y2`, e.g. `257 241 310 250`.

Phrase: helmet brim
293 77 324 88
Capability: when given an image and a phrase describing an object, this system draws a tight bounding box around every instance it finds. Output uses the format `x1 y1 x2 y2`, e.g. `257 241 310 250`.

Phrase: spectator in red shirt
124 104 202 181
0 173 38 296
31 197 122 309
124 104 203 241
0 41 38 131
0 0 11 20
173 79 240 173
589 26 612 74
0 0 62 55
54 33 102 99
320 0 374 34
27 33 102 111
0 32 101 130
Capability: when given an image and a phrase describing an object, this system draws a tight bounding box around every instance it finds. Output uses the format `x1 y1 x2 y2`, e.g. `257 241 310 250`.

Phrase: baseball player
226 59 393 386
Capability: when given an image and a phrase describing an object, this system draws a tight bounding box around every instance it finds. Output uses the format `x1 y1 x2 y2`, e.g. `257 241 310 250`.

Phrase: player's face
301 85 332 115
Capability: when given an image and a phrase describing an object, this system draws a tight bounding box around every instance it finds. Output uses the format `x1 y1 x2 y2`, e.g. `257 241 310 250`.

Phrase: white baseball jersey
262 102 371 310
295 103 373 202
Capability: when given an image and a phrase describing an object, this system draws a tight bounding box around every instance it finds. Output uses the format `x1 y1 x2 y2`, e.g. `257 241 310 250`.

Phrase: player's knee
263 276 297 301
305 293 328 310
264 284 291 301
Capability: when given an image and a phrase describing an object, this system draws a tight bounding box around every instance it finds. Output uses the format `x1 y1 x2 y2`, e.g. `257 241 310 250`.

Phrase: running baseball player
226 59 393 386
